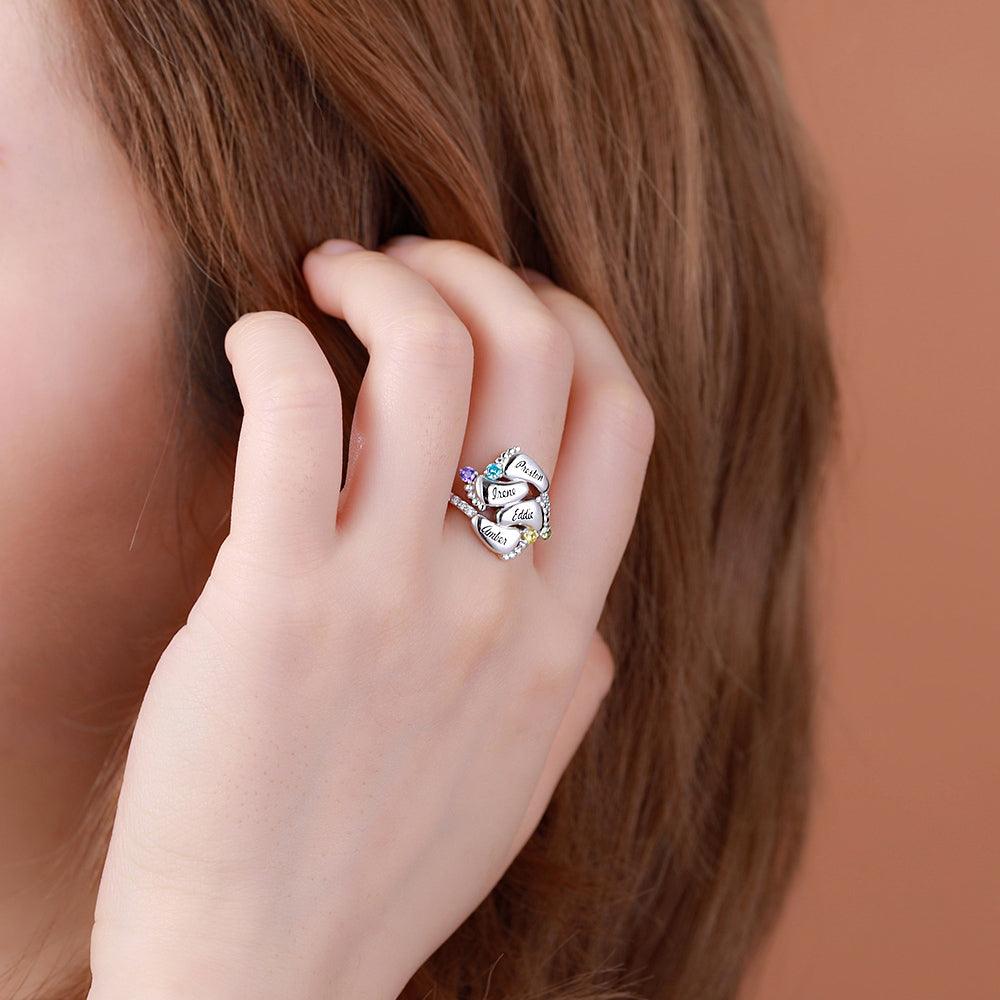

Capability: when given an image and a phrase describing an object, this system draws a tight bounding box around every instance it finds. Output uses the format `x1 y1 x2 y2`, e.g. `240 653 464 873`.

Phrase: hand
87 237 655 1000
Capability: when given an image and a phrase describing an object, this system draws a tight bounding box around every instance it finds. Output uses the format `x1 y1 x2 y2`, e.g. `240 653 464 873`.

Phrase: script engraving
496 499 543 530
502 453 550 492
472 516 522 555
482 480 531 507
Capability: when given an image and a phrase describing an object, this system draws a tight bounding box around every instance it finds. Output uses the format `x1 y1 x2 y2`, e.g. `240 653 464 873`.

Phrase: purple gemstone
459 465 477 483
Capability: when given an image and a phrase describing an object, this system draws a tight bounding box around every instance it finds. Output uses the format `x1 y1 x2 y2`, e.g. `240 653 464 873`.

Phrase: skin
89 246 654 999
1 1 228 985
2 3 655 996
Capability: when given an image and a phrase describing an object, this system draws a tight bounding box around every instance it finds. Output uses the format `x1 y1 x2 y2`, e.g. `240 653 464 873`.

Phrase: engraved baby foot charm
496 498 544 531
500 451 549 493
449 445 552 560
471 516 523 556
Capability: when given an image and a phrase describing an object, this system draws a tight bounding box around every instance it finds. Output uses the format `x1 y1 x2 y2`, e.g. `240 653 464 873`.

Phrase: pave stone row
448 494 479 518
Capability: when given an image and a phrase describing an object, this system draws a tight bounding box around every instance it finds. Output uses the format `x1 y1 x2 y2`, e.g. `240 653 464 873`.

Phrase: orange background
747 3 1000 998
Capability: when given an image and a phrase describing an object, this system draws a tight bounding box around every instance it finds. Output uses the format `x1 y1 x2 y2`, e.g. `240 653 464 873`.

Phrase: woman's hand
87 237 655 1000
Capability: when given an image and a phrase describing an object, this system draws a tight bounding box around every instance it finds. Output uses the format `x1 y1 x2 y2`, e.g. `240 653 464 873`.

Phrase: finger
514 269 656 615
380 237 573 540
503 630 615 868
224 310 343 567
302 241 474 545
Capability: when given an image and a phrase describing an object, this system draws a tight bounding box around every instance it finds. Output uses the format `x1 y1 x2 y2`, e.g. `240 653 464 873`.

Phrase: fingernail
519 267 552 286
380 234 425 249
314 238 363 256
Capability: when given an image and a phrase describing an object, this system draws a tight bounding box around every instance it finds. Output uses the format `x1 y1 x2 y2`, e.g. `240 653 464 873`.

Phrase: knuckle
419 237 484 268
594 378 657 453
339 246 393 275
524 650 579 705
226 311 341 415
210 535 331 589
449 576 519 677
521 314 574 372
383 307 473 369
530 283 597 324
315 246 396 292
476 577 521 637
587 635 617 700
256 368 340 415
517 623 581 703
357 563 427 640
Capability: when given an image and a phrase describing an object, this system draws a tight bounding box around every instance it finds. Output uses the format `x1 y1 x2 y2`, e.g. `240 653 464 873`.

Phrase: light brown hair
40 1 838 996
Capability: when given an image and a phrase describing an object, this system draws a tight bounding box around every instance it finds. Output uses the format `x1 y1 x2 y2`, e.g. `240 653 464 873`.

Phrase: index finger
223 310 344 571
302 242 474 546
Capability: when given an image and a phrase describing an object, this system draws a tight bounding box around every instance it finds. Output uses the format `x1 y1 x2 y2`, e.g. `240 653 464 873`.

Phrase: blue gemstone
485 462 503 479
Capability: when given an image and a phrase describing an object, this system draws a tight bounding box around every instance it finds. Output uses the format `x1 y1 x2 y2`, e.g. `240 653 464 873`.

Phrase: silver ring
448 445 551 560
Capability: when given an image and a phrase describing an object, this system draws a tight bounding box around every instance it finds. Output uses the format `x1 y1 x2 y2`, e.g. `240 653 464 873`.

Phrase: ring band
448 445 551 560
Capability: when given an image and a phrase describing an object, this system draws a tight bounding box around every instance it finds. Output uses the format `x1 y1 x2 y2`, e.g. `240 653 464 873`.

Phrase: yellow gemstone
521 527 539 543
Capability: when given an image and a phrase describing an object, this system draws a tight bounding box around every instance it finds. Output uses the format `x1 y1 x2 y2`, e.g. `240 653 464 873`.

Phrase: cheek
0 1 230 707
0 170 185 690
2 254 171 553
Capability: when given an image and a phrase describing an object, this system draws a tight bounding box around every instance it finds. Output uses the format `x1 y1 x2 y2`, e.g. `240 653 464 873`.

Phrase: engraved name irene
480 479 531 506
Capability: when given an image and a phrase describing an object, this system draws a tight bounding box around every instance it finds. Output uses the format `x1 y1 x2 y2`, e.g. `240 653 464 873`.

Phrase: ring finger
379 237 574 552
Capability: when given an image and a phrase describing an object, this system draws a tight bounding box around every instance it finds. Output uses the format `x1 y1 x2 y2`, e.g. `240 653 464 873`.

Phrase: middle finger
380 237 574 541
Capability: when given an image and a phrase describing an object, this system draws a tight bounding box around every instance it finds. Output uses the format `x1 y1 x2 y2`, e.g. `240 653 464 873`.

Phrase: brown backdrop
746 3 1000 997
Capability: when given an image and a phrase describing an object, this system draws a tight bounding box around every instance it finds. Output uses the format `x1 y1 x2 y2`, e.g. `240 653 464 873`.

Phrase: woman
1 0 837 997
